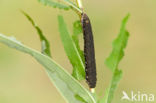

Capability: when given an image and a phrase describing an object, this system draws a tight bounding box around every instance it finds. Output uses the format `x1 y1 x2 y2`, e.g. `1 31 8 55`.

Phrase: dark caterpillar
81 13 97 89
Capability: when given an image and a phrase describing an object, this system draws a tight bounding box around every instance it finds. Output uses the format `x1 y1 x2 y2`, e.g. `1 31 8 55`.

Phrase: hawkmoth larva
81 13 97 90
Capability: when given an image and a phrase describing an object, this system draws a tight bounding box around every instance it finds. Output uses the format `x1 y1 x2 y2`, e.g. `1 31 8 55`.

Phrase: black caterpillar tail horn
81 13 97 90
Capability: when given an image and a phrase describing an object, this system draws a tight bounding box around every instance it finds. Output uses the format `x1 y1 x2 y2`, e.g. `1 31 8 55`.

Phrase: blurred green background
0 0 156 103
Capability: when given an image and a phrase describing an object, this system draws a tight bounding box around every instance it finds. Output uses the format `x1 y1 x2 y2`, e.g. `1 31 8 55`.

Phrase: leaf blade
72 20 85 64
58 15 85 80
100 69 123 103
22 11 51 57
0 33 96 103
105 14 130 72
38 0 82 13
102 14 130 103
38 0 70 10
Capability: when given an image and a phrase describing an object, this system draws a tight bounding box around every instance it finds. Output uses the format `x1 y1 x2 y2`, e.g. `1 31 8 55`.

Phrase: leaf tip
122 13 130 24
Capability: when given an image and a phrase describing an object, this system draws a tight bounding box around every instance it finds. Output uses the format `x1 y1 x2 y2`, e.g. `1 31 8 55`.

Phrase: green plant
0 0 130 103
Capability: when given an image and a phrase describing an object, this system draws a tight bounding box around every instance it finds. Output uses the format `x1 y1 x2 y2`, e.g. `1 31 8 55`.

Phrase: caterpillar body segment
81 13 97 89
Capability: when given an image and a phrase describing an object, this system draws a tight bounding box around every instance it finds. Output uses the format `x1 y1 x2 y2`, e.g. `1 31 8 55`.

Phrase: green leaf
58 15 85 80
38 0 82 13
22 11 51 57
0 33 96 103
72 20 85 64
98 89 109 103
63 0 82 13
99 69 122 103
73 20 82 36
102 14 130 103
105 14 130 72
38 0 70 10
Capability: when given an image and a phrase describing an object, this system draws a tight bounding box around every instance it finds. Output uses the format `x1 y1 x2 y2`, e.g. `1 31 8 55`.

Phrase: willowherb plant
0 0 130 103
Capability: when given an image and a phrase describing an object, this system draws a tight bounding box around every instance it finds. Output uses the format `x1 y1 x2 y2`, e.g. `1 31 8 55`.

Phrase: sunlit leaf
58 15 85 80
72 20 84 64
105 14 130 72
22 11 51 57
0 33 96 103
101 14 130 103
38 0 70 10
73 20 82 36
38 0 82 13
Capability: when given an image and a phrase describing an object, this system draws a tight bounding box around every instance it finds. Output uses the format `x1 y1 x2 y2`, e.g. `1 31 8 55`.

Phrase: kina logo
121 91 155 102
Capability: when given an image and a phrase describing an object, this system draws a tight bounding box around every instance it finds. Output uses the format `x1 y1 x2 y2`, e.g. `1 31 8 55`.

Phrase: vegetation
0 0 130 103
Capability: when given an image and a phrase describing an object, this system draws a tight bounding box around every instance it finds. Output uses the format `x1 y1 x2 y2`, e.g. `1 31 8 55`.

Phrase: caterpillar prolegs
81 13 97 91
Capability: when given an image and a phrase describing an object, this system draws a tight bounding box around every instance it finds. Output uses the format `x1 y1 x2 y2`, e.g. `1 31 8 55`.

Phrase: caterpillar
81 13 97 90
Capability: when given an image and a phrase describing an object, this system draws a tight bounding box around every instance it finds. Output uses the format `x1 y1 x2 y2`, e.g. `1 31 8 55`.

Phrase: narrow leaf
38 0 70 10
105 14 130 72
58 15 85 80
0 33 96 103
103 14 130 103
22 11 51 57
100 69 122 103
72 20 85 64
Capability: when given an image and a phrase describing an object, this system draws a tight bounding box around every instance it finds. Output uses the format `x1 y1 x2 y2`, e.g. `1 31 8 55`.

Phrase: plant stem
74 0 83 17
63 0 82 13
76 0 83 10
